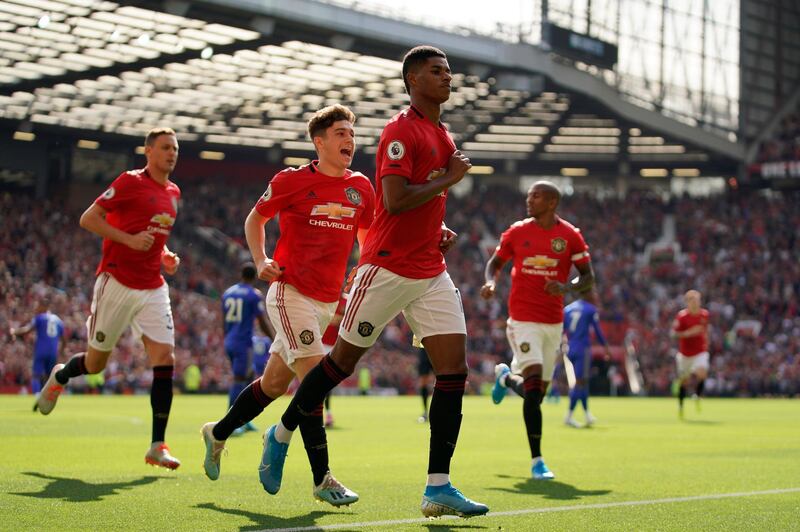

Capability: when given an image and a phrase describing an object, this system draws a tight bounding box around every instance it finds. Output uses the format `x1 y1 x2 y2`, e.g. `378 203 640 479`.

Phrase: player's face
145 134 179 174
317 120 355 170
526 185 555 217
685 292 700 311
411 57 452 104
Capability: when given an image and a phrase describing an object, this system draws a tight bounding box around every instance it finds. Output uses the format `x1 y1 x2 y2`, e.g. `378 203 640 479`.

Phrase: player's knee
260 374 288 398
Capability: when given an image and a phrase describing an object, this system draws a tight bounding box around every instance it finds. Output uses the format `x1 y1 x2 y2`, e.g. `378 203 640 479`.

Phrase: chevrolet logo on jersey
150 213 175 227
523 255 559 268
311 203 356 220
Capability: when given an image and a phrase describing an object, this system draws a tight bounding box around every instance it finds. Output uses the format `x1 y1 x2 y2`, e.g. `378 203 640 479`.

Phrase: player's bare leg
37 346 110 414
420 333 488 518
143 336 180 469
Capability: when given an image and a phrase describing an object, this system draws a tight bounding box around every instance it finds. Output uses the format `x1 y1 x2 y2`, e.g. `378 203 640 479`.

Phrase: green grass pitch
1 394 798 531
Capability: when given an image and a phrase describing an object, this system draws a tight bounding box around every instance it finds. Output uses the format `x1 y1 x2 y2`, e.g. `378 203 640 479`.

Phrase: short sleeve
495 225 516 261
377 120 414 179
568 227 590 265
254 171 294 218
95 172 135 213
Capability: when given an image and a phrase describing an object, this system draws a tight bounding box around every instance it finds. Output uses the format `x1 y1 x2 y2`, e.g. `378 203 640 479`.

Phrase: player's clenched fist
480 280 496 300
446 150 471 183
127 230 155 251
257 258 282 281
162 250 180 275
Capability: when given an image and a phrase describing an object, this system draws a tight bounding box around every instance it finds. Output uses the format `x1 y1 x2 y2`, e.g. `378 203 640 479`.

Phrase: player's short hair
241 262 257 281
145 127 176 146
684 289 701 301
307 105 356 140
402 45 447 94
530 180 562 205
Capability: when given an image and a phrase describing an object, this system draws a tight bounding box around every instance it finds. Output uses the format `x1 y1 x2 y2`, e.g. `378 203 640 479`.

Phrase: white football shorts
86 272 174 351
505 318 563 379
338 264 466 348
676 351 710 377
266 281 337 367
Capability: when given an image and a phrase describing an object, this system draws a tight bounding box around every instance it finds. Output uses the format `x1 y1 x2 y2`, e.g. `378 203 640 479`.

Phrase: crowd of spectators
1 179 797 398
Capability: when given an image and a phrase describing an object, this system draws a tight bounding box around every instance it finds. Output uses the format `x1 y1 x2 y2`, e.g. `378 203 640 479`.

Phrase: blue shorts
226 347 253 378
567 344 591 380
33 353 57 377
252 352 268 376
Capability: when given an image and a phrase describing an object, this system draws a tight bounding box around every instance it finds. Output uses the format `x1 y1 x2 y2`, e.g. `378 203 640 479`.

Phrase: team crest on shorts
96 331 106 343
299 330 314 345
551 238 567 253
345 187 362 205
387 140 405 160
357 321 375 337
520 342 530 353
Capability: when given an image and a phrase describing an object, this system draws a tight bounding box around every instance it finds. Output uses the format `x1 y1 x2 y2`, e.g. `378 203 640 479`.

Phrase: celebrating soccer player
200 104 374 507
37 127 183 469
671 289 710 418
259 45 489 519
481 181 595 480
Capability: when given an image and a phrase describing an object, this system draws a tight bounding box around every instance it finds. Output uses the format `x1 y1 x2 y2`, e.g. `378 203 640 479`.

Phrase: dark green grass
1 394 798 531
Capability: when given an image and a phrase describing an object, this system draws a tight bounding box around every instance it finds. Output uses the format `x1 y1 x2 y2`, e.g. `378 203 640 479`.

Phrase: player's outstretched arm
382 151 471 214
9 322 33 338
80 203 154 251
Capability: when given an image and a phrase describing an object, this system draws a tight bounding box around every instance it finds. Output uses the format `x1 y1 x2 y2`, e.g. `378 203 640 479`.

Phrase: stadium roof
0 0 741 179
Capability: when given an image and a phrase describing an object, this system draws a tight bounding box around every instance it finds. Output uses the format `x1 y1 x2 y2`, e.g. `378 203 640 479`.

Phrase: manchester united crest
551 238 567 253
345 187 362 205
358 321 375 337
299 330 314 345
520 342 530 353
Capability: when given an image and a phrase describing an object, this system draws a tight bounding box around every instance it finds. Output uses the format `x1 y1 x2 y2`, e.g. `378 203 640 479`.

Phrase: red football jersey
495 216 590 324
94 169 180 289
359 106 456 279
255 162 375 303
673 308 709 356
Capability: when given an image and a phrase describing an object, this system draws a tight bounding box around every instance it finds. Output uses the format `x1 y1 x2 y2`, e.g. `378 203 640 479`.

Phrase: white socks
274 422 293 444
427 473 450 486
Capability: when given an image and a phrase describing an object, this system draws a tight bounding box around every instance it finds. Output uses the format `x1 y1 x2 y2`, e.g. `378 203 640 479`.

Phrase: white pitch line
260 487 800 532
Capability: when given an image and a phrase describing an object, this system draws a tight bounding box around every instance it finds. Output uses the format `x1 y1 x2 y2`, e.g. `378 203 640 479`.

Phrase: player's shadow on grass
491 475 611 500
12 472 168 502
682 419 721 425
195 502 338 531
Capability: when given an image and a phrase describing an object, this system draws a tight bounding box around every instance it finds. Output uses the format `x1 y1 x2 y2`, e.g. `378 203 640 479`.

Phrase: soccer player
260 45 489 519
417 346 433 423
562 290 610 428
221 262 274 435
671 289 710 418
9 297 65 398
480 181 594 480
37 127 183 469
200 104 375 507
